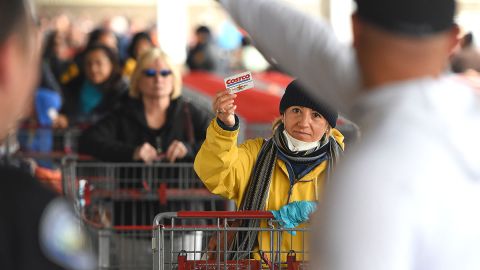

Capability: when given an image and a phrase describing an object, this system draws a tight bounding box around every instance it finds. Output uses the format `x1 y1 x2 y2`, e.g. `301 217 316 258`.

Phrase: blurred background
11 0 478 168
34 0 480 66
3 1 477 269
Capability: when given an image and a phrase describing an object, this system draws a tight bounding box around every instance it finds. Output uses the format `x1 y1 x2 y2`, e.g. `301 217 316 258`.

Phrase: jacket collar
123 96 183 130
276 158 328 181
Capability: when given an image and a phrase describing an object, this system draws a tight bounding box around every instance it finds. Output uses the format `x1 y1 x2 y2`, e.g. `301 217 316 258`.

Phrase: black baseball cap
354 0 456 36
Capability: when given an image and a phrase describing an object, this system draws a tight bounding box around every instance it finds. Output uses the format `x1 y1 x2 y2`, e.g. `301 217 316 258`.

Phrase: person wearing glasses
79 47 212 163
78 48 214 268
61 44 128 126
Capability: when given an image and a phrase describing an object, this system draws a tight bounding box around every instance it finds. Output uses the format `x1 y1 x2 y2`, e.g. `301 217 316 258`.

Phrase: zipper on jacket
286 179 313 204
283 156 323 204
286 181 296 204
283 158 296 204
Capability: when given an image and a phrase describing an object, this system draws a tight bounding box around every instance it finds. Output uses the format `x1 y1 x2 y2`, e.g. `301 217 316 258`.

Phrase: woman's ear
325 125 331 136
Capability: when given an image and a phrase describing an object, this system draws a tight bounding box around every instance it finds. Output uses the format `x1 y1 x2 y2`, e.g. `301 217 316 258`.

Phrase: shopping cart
16 125 83 155
62 157 229 269
1 126 83 193
153 211 310 270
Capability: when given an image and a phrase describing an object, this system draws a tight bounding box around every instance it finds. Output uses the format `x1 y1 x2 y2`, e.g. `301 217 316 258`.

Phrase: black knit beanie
279 80 338 128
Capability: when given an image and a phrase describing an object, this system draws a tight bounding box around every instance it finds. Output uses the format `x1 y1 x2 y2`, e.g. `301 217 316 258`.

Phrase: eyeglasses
142 68 172 77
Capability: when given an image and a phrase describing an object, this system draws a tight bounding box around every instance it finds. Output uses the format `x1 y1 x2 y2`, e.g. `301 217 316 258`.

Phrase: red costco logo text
226 74 251 85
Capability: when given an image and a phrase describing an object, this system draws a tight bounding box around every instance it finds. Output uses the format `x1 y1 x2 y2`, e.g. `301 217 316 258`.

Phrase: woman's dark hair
86 28 118 49
42 30 60 59
82 44 123 91
127 31 153 59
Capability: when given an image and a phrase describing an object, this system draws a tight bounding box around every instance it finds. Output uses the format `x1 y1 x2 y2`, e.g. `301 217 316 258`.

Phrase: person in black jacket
186 25 218 72
123 31 154 78
42 30 72 85
77 49 216 268
0 1 93 269
77 47 216 225
61 44 128 126
79 47 212 163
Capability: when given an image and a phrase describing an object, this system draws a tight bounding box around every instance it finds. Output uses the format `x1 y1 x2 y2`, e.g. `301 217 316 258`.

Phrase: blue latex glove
270 201 317 235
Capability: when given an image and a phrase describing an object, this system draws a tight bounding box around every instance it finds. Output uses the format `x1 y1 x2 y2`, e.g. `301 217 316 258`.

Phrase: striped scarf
231 124 342 259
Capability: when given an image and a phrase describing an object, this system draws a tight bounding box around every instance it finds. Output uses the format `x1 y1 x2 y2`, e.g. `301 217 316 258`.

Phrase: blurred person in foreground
194 80 344 261
0 0 94 269
216 0 480 269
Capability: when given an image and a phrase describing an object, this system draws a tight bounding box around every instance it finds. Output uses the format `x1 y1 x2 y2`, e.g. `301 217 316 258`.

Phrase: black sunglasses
142 68 172 77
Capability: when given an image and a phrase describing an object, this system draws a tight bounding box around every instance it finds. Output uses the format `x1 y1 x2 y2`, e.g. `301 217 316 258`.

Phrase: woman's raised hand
213 90 237 127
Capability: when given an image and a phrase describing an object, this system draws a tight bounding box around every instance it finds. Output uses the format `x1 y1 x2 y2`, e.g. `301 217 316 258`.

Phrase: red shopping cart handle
177 210 274 219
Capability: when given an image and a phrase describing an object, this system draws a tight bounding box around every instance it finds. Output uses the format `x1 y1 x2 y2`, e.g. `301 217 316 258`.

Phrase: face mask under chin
282 130 320 152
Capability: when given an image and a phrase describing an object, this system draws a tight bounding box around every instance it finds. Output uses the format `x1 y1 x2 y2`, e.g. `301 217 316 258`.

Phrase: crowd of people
1 0 480 269
0 13 256 188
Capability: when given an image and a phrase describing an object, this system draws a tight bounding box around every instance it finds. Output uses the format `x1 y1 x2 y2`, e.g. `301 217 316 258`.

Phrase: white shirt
221 0 480 269
322 78 480 270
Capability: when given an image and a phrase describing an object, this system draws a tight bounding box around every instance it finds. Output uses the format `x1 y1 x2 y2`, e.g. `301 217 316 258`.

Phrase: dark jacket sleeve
60 77 81 121
183 102 214 160
78 111 136 162
186 44 216 71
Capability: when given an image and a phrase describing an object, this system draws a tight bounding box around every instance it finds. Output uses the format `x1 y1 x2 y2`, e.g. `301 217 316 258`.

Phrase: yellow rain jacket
194 119 344 262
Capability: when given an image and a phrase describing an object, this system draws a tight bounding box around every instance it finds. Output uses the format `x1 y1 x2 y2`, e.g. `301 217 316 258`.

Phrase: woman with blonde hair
78 49 214 268
79 47 212 163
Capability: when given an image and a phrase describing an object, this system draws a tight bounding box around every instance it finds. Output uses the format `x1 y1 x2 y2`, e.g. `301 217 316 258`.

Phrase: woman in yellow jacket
194 80 344 263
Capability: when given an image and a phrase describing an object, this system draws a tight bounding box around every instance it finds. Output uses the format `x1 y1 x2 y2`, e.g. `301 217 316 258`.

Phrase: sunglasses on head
142 68 172 77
